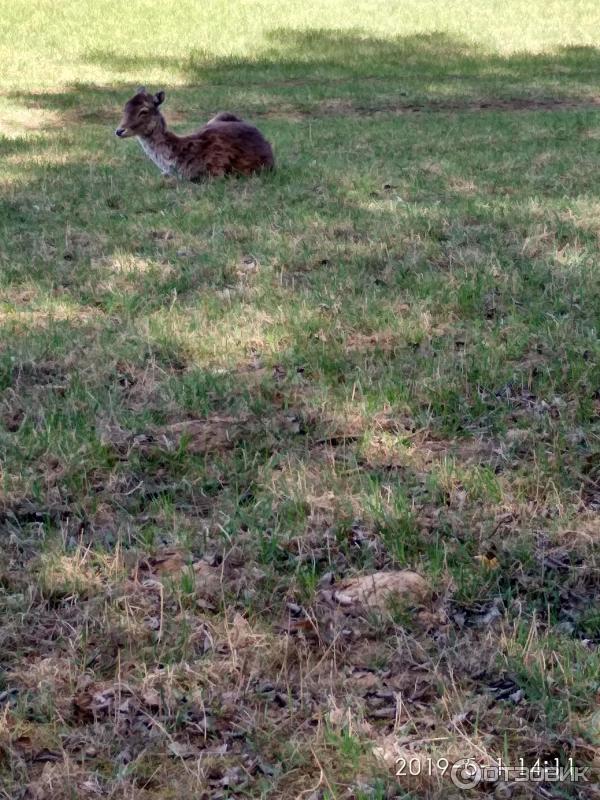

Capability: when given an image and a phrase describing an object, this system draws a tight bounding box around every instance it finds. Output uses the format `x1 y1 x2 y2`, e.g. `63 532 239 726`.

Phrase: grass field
2 1 600 797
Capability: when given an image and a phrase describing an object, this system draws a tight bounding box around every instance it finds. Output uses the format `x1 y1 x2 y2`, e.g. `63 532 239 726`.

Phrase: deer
115 88 274 181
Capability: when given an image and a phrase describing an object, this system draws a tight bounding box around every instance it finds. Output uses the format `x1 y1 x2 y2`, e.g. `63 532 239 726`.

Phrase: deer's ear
136 85 146 94
154 91 165 106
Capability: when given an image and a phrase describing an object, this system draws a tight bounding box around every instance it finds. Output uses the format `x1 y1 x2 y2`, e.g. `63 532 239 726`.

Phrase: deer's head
115 87 166 138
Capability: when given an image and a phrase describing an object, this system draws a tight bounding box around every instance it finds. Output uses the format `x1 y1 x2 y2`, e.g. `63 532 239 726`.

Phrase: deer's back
177 121 274 179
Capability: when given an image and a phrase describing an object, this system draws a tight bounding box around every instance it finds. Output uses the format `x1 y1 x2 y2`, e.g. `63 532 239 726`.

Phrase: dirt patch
318 95 600 117
11 89 600 134
256 95 600 120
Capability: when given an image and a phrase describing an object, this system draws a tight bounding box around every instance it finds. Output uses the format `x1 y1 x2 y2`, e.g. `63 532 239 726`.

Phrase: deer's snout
115 127 127 137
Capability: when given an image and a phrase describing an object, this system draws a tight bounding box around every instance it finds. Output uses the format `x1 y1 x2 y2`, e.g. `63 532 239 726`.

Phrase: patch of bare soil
258 95 600 121
317 95 600 117
109 93 600 124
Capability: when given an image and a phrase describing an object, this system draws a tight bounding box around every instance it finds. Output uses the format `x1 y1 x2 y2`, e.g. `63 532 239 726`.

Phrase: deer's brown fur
115 88 274 180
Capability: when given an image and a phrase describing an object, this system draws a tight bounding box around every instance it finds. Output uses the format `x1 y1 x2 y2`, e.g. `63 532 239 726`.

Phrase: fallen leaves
20 762 103 800
3 733 61 765
130 548 265 610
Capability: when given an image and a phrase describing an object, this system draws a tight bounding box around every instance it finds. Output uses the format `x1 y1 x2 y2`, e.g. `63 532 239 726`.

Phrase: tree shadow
82 28 600 83
7 30 600 128
3 30 600 798
2 27 600 449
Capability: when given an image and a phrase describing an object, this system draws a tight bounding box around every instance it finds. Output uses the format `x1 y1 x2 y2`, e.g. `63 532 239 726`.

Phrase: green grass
1 1 600 798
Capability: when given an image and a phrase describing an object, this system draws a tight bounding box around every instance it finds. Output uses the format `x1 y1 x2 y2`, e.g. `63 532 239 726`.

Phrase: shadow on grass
2 35 600 794
1 27 600 495
81 28 600 85
6 30 600 126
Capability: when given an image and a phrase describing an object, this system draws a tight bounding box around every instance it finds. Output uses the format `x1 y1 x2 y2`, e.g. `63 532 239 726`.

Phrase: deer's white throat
138 137 175 175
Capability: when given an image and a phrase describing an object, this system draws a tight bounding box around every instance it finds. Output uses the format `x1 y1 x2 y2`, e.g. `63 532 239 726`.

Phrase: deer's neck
138 119 179 176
